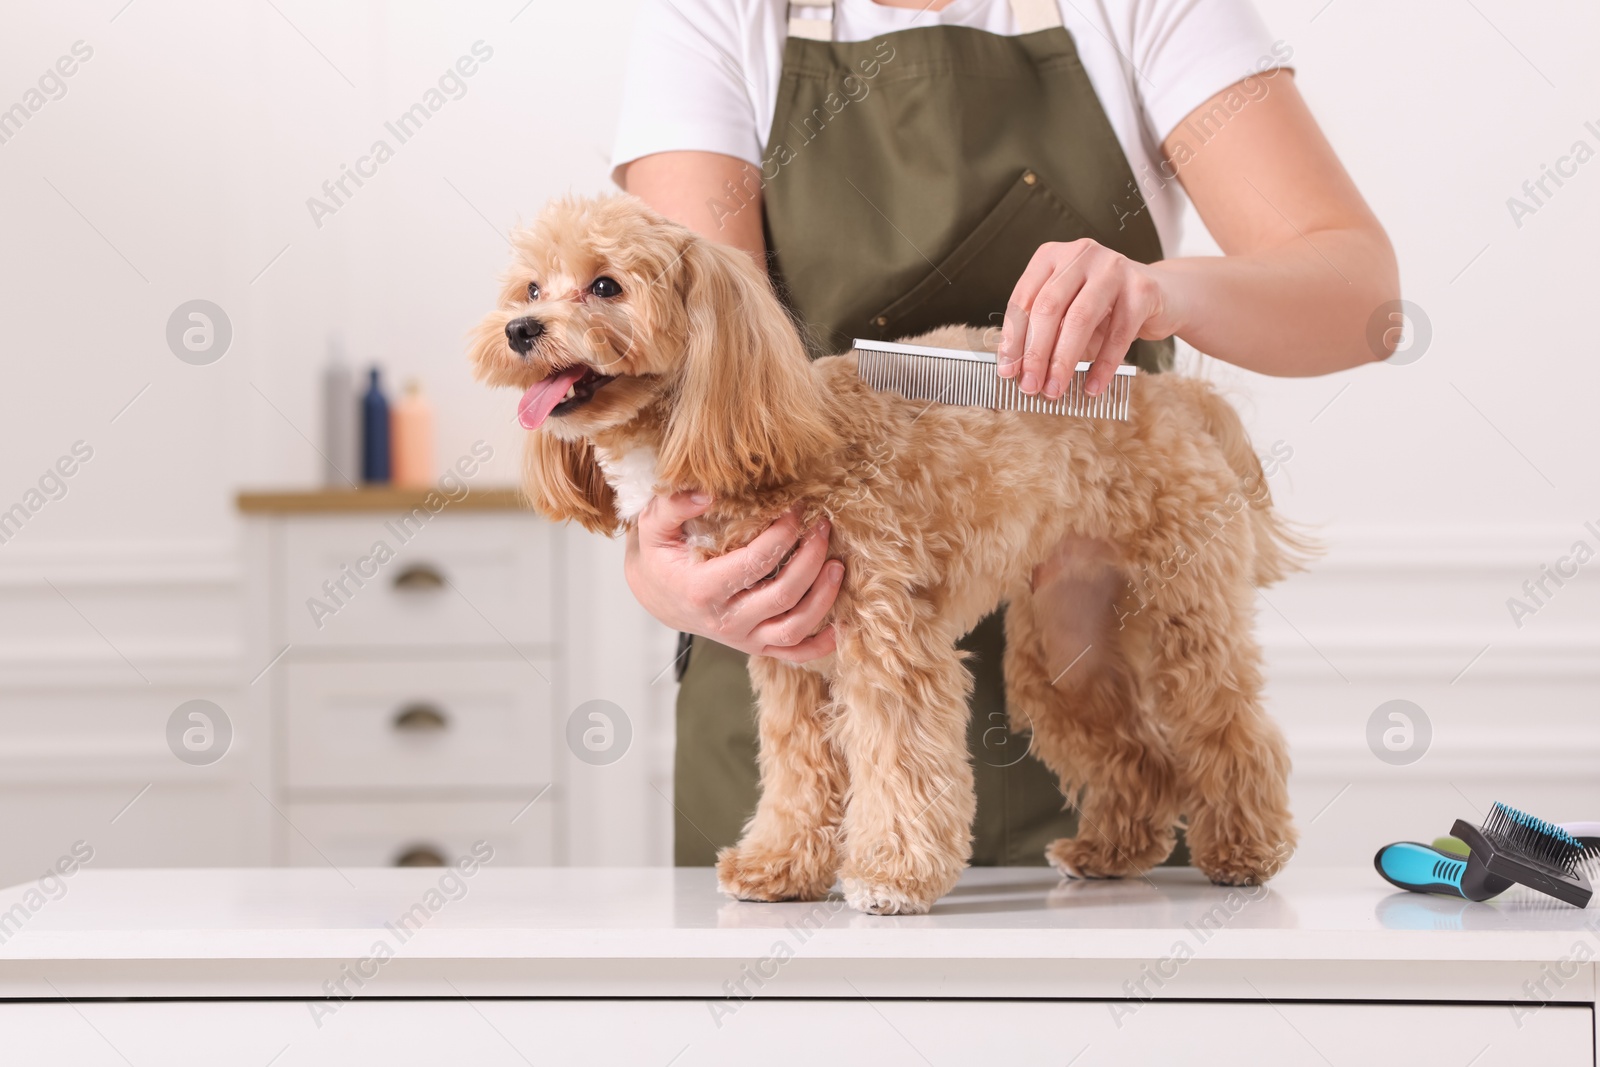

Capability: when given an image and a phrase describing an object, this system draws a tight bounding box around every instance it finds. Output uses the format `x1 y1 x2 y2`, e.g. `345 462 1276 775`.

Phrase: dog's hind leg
1005 541 1180 878
1141 559 1296 886
831 610 976 915
717 658 845 902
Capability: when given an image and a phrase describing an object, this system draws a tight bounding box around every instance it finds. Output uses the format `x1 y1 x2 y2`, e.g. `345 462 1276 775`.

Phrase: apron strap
1009 0 1064 33
787 1 1062 41
787 2 835 41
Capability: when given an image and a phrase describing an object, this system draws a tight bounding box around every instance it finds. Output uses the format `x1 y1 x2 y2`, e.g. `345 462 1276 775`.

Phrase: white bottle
321 338 358 487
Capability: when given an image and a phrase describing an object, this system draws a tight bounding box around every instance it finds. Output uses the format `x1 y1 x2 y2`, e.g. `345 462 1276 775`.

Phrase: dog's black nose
505 316 545 355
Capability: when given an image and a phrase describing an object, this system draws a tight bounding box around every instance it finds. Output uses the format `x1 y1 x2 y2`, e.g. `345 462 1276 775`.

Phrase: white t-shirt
611 0 1288 253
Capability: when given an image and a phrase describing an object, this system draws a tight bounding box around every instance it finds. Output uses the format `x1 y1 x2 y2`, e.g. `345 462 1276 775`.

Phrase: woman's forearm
1151 71 1400 377
1149 223 1399 376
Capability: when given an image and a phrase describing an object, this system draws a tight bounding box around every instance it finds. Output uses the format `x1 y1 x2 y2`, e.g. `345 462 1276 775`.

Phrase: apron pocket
865 168 1105 343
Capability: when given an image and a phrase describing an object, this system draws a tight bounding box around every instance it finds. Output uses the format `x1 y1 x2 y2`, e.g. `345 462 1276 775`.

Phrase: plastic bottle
320 339 358 487
361 367 391 484
390 379 436 488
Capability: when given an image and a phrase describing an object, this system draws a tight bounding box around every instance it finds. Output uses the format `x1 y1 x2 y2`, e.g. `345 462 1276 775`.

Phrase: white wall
1194 0 1600 862
0 0 1595 883
0 0 677 883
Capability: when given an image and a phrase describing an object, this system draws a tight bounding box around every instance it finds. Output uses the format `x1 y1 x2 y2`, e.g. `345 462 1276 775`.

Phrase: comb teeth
1483 802 1582 874
854 339 1135 421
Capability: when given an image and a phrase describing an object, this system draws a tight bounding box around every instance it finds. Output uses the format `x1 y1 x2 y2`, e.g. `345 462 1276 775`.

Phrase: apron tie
787 3 835 42
786 0 1065 42
1009 0 1064 33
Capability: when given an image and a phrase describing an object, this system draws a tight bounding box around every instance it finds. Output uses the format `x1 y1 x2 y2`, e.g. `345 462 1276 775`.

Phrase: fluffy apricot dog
471 195 1304 915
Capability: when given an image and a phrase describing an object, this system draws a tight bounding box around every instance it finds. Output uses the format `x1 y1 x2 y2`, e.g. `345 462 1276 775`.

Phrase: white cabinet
3 999 1590 1066
282 799 554 866
279 514 555 648
240 488 563 870
283 660 554 791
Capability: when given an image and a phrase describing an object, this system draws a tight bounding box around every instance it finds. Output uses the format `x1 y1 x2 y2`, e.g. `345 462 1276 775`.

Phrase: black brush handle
1448 821 1516 902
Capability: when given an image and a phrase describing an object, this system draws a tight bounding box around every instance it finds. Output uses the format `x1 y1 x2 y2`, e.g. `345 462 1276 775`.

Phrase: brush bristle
854 342 1134 421
1582 847 1600 893
1501 847 1600 910
1483 802 1583 874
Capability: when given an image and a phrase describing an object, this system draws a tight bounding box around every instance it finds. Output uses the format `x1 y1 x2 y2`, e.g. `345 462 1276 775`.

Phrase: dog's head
471 195 836 533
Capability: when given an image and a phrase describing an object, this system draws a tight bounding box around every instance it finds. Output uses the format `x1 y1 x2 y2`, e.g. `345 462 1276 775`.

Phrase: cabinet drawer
283 799 554 867
3 999 1590 1066
280 514 554 648
284 660 552 791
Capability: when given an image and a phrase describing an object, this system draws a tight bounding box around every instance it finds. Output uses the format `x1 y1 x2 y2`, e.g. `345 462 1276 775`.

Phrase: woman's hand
622 152 843 664
995 238 1180 400
624 491 844 663
996 76 1398 380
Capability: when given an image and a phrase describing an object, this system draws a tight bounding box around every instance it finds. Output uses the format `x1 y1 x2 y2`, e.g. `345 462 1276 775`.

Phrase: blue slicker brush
1374 801 1594 908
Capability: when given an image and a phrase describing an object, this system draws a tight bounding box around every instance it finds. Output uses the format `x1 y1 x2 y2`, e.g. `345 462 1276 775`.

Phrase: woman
610 0 1397 866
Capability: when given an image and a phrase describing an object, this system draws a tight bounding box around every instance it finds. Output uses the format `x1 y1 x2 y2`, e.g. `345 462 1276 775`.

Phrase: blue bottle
361 367 392 484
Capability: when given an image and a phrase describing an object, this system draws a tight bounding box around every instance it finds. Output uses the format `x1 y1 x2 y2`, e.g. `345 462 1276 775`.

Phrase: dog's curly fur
471 195 1306 915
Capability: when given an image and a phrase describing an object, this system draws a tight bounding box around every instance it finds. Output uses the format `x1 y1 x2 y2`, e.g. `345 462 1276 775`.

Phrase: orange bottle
390 379 436 488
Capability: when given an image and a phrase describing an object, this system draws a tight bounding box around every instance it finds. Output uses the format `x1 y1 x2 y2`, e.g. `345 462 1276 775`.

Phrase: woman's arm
615 150 841 663
999 72 1400 398
1153 71 1399 375
622 151 769 268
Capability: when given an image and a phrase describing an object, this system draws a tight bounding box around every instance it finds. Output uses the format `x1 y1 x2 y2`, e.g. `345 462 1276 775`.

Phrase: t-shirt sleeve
610 0 762 185
1126 0 1291 145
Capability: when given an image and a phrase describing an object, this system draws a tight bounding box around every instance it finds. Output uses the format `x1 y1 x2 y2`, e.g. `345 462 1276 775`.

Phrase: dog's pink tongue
517 366 589 430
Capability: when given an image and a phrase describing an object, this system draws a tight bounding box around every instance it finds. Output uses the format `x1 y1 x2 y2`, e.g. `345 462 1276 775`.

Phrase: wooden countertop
236 486 528 514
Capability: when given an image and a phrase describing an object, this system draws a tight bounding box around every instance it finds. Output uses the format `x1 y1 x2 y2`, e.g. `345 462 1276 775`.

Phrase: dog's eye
590 276 623 299
526 282 541 301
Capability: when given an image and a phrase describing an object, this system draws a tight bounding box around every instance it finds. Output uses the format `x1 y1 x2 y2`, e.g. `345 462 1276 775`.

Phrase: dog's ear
522 432 620 536
656 239 838 495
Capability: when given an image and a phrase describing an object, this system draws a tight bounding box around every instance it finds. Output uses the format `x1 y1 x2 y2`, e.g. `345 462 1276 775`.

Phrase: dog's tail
1190 382 1321 587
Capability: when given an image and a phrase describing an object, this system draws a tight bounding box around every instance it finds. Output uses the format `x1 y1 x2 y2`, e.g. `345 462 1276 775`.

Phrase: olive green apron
673 0 1181 867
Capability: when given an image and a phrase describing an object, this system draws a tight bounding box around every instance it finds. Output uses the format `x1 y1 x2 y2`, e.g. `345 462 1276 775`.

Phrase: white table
1 866 1595 1065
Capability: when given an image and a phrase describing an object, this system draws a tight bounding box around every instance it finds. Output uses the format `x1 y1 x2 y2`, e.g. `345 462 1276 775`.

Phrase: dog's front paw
1046 829 1172 880
839 876 932 916
1192 837 1293 887
716 846 832 903
837 850 960 915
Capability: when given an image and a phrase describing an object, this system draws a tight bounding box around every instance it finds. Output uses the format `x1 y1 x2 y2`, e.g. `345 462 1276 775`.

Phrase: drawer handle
393 703 449 732
394 845 448 867
392 563 446 591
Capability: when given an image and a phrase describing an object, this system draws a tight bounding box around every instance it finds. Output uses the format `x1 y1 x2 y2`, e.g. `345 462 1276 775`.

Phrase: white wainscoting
0 541 256 886
0 526 1593 887
1263 526 1600 866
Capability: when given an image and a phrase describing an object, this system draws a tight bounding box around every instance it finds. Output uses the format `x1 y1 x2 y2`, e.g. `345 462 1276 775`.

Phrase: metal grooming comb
853 338 1136 421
